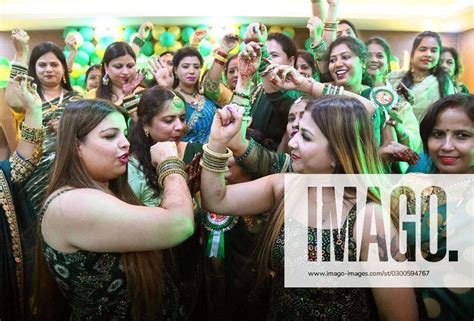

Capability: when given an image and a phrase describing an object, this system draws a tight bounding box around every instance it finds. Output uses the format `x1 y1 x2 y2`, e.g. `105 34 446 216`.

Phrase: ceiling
1 0 473 32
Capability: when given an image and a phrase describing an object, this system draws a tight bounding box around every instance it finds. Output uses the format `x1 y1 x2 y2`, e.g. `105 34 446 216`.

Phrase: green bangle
132 36 145 48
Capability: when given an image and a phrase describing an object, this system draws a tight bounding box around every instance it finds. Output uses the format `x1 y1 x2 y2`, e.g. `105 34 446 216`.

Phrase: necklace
412 73 428 83
42 88 64 112
176 88 206 134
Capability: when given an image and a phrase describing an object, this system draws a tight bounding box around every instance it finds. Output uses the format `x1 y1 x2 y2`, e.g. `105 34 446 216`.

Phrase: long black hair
96 42 136 101
400 31 451 98
129 86 186 196
28 42 73 100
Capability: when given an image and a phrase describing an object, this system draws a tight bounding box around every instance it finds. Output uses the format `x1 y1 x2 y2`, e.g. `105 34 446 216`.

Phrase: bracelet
158 168 188 189
310 40 327 53
132 36 145 48
323 21 339 32
234 137 255 163
202 144 233 159
20 123 45 145
233 91 251 100
9 62 28 81
215 50 228 59
157 156 186 174
122 94 141 114
214 58 225 66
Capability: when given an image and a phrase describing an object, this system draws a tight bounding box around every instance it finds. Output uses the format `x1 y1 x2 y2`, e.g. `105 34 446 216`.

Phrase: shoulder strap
39 188 75 219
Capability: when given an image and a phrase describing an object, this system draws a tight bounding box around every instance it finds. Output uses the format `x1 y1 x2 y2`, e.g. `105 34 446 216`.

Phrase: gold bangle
20 123 45 145
158 168 188 189
202 144 233 159
157 156 185 173
199 158 229 173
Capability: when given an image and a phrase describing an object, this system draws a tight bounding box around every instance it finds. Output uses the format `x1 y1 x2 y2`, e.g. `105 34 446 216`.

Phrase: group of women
0 5 472 321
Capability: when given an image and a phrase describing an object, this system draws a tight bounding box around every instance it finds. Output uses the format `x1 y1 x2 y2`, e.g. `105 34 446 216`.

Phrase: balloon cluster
62 24 297 90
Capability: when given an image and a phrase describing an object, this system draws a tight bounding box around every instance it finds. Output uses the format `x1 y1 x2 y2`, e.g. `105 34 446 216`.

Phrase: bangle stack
132 36 145 48
9 62 28 81
122 92 142 114
322 84 344 96
310 40 327 53
234 137 255 163
20 122 45 160
214 50 228 66
157 156 188 189
324 21 339 32
200 144 233 173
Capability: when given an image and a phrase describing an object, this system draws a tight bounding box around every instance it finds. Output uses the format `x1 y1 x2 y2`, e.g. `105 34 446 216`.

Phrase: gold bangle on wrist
20 123 45 145
158 168 188 189
202 144 233 159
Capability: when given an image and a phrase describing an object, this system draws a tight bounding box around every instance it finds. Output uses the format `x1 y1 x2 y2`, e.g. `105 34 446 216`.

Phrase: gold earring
144 129 150 137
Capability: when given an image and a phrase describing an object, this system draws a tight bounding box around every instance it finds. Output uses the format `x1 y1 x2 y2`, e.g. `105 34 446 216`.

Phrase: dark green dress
40 190 184 320
269 206 380 321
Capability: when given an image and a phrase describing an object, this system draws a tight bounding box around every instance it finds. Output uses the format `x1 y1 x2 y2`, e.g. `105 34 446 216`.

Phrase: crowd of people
0 1 472 320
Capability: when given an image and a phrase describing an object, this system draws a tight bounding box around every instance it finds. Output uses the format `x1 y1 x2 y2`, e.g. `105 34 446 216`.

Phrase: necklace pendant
50 104 58 112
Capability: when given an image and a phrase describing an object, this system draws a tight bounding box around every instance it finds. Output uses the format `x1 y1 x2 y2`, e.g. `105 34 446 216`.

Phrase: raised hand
148 56 173 88
266 65 306 91
190 29 207 48
220 28 240 53
238 42 262 82
307 16 324 40
244 22 267 44
65 32 79 52
209 104 245 148
138 21 154 40
150 141 179 168
13 75 41 112
11 28 29 56
122 71 145 96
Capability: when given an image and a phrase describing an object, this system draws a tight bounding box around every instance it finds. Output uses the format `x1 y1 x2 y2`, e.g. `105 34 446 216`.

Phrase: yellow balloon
114 27 125 41
70 63 84 78
152 26 166 41
166 42 183 52
282 27 295 37
0 65 11 81
268 26 282 33
95 44 106 59
228 44 240 56
168 26 181 40
154 42 166 55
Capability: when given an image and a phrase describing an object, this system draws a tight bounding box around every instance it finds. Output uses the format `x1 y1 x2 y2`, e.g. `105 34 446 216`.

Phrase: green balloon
90 53 102 65
79 27 94 42
63 27 78 39
199 40 212 57
99 36 114 47
160 32 175 47
75 51 90 66
181 27 195 43
141 41 154 56
70 76 76 86
79 41 95 56
124 26 138 42
76 74 86 88
282 31 294 39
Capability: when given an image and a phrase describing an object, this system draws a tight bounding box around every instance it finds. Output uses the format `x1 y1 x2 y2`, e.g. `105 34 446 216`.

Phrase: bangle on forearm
233 91 251 100
156 156 188 188
310 40 327 53
122 93 142 114
20 123 45 144
234 137 255 163
200 143 233 173
9 62 28 81
216 50 228 59
324 21 339 31
132 36 145 48
322 84 344 96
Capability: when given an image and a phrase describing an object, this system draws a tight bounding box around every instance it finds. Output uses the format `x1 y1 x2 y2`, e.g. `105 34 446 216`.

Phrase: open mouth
334 69 348 80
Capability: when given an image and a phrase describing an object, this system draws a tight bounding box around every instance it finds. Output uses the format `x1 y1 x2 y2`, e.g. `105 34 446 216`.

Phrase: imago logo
283 174 473 288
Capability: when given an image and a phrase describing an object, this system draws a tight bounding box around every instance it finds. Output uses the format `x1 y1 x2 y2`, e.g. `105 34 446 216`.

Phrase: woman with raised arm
32 99 194 320
199 97 418 321
1 76 45 321
5 29 81 213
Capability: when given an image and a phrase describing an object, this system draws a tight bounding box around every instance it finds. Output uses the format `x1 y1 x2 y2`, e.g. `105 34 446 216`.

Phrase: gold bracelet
20 123 45 145
158 168 188 189
199 158 229 173
202 144 233 159
157 156 185 174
